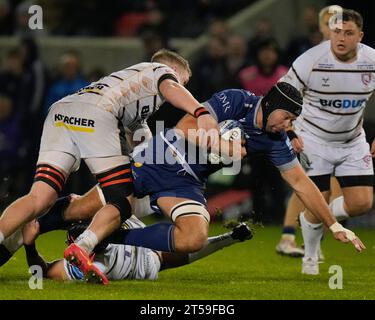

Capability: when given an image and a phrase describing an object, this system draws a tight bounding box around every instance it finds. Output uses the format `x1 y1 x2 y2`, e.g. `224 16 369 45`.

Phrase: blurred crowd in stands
0 0 374 222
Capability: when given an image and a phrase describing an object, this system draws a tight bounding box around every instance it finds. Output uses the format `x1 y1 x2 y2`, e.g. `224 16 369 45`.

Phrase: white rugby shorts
296 130 373 177
38 102 130 174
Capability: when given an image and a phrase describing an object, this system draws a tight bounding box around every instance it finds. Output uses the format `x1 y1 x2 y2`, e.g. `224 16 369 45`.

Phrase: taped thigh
34 163 67 194
170 200 210 224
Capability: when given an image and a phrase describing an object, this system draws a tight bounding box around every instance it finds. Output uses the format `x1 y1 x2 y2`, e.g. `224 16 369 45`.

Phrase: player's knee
347 198 373 216
96 164 133 222
172 208 209 252
188 227 208 252
175 226 207 252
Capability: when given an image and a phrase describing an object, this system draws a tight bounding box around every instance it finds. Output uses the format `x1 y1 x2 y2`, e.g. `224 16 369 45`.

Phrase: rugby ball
208 120 244 164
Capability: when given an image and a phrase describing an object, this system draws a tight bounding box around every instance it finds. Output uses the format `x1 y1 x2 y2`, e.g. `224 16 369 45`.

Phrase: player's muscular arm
281 164 366 251
159 79 219 146
159 79 203 115
281 164 337 227
176 114 198 136
176 114 246 159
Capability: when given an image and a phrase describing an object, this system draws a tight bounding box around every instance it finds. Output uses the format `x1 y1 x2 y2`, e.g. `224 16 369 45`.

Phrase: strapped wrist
194 106 210 118
286 130 298 141
329 222 344 233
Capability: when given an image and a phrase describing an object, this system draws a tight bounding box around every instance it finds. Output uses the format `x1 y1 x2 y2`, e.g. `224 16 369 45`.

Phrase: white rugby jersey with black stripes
64 216 161 281
281 40 375 144
59 62 178 131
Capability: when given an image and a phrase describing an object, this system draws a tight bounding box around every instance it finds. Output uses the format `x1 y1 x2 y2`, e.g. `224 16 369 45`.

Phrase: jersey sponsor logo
317 63 335 69
320 99 366 109
54 114 95 132
322 77 330 87
217 92 231 112
361 73 372 86
77 83 108 95
363 154 372 168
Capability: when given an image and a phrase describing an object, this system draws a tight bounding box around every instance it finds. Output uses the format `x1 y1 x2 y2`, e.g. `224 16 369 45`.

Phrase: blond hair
151 49 192 77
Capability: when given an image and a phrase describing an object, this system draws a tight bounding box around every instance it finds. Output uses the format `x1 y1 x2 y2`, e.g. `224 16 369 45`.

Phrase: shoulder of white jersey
290 41 331 86
358 43 375 64
294 41 331 66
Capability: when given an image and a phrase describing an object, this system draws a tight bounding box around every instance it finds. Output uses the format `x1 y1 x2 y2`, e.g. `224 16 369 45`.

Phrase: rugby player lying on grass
21 214 252 284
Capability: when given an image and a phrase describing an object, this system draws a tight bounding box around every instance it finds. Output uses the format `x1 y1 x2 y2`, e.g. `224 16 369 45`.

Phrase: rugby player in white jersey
280 9 375 274
0 49 219 281
21 215 252 284
276 5 344 258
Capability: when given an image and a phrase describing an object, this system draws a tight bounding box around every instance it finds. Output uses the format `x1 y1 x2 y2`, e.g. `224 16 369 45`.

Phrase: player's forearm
175 114 199 144
281 166 336 227
295 187 336 227
160 81 201 115
294 177 336 227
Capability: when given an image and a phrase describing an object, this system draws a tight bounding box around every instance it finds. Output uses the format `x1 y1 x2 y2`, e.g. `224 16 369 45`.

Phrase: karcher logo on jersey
320 99 366 109
54 114 95 132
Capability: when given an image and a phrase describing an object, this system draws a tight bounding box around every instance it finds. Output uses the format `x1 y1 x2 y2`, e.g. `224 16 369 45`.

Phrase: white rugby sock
76 229 98 254
189 232 236 263
300 212 323 260
0 231 4 244
329 196 349 221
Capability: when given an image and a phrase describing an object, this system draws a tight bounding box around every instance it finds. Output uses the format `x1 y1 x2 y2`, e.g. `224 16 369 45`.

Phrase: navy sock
108 222 176 252
282 226 296 235
38 196 72 234
0 244 12 267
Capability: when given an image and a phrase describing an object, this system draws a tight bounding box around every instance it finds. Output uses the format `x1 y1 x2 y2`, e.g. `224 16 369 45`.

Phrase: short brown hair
151 49 192 77
332 8 363 30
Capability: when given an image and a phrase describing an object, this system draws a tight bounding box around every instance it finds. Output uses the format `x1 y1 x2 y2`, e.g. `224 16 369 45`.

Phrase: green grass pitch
0 224 374 300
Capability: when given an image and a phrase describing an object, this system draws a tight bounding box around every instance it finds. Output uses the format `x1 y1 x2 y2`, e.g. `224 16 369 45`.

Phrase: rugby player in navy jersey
0 82 365 284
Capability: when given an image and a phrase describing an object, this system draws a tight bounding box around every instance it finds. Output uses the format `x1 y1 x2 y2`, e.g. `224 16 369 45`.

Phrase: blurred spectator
0 93 24 203
141 30 172 61
225 34 249 89
0 94 21 169
115 11 149 37
283 5 323 66
239 38 289 223
0 48 32 113
44 50 88 113
14 0 48 37
208 18 231 42
191 36 228 100
138 7 168 37
19 36 47 116
115 1 167 38
239 38 287 96
284 26 323 66
18 37 48 184
247 18 274 63
300 5 319 34
0 0 12 35
87 67 105 83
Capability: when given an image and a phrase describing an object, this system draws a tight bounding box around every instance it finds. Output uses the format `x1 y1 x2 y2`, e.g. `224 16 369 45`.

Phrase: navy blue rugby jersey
203 89 299 171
